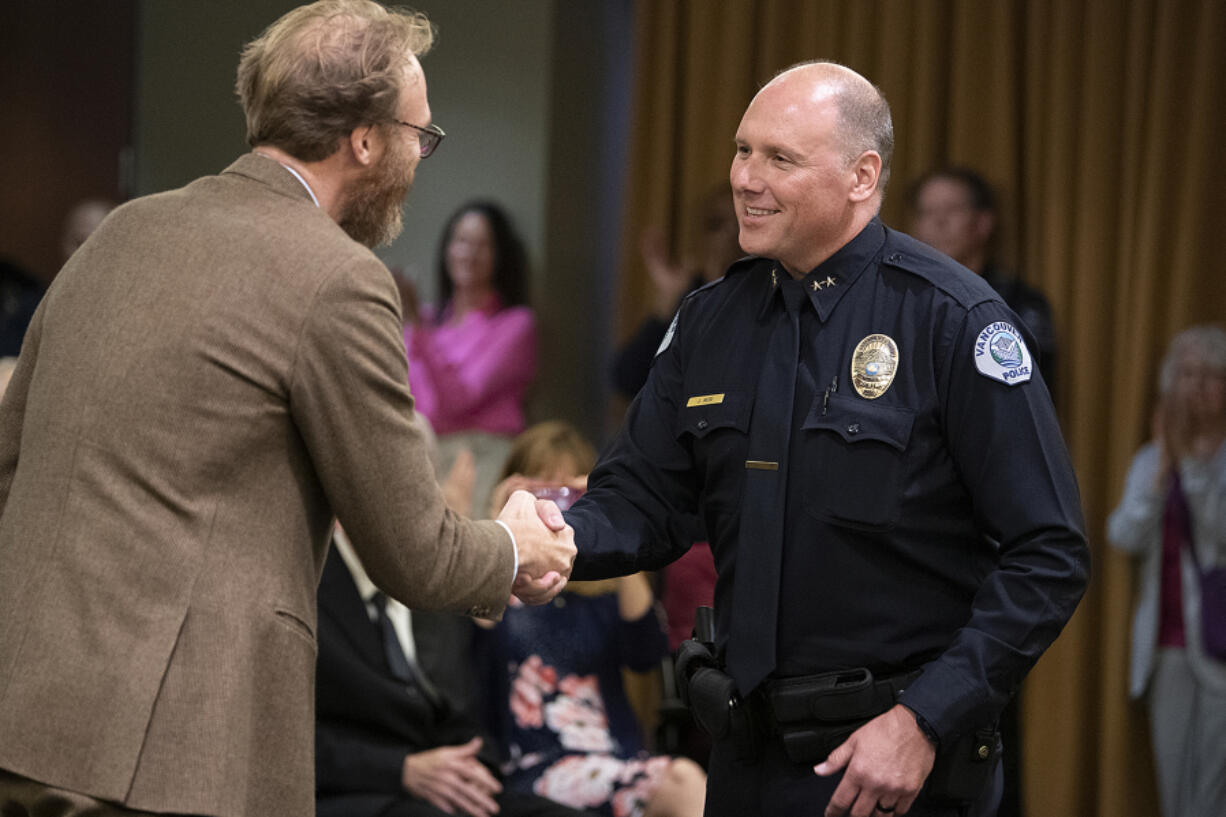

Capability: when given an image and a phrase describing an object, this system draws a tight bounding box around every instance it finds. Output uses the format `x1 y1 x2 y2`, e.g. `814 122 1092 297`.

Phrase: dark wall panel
0 1 136 282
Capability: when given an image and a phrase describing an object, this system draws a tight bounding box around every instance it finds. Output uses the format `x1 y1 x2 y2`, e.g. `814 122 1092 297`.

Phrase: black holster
674 636 762 759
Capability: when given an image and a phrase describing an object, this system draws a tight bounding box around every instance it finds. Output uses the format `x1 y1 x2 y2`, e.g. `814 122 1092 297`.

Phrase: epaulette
879 228 999 309
679 255 762 306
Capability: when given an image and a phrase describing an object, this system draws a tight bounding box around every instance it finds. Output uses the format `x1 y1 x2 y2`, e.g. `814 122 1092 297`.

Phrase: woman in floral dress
482 422 706 817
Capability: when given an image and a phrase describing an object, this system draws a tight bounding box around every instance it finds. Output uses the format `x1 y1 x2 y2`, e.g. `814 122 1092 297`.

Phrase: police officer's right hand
498 489 576 605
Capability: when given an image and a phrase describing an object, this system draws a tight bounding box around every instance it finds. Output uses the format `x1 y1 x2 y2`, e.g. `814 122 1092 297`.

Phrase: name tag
745 460 779 471
686 393 725 407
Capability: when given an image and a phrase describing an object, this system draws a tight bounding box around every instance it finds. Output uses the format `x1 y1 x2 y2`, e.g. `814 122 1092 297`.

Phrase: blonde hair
499 421 597 482
499 422 614 595
236 0 434 161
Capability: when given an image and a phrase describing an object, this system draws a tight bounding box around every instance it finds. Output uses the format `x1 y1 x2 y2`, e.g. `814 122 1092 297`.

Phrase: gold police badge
850 334 898 399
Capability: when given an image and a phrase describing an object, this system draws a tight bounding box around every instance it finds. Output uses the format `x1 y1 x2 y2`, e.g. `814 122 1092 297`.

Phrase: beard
338 136 415 248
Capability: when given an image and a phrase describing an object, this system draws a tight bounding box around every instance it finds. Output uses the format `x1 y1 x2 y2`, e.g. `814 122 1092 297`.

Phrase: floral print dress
482 591 671 817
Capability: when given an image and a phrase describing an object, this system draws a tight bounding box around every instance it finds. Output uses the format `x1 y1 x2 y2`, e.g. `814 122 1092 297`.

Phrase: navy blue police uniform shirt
565 218 1089 745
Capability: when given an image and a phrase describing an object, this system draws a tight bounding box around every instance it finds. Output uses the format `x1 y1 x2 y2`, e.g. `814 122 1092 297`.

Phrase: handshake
495 489 578 605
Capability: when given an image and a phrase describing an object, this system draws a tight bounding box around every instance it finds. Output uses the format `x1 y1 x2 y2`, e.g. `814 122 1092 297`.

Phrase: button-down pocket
675 390 753 440
676 390 753 500
802 392 915 530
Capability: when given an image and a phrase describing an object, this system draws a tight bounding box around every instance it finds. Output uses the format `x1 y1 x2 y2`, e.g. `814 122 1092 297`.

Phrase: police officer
564 62 1089 817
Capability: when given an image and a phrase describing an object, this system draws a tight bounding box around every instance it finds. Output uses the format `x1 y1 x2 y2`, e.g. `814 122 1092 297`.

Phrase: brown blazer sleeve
289 255 513 618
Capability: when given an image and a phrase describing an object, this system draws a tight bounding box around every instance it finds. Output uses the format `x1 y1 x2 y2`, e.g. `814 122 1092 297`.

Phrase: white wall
377 0 554 305
133 0 631 443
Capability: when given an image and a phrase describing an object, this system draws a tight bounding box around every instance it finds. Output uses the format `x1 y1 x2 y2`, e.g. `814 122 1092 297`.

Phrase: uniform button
847 423 861 435
887 252 903 263
697 419 709 430
977 744 990 760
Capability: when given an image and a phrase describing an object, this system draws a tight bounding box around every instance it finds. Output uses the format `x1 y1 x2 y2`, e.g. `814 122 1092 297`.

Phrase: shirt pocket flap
802 392 915 451
676 390 753 439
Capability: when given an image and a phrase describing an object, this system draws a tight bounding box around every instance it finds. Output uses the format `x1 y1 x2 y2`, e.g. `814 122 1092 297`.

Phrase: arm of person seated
316 721 413 796
615 573 669 672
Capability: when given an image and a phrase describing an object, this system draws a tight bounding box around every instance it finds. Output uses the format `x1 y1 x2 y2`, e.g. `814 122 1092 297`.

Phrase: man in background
0 3 572 816
908 166 1058 391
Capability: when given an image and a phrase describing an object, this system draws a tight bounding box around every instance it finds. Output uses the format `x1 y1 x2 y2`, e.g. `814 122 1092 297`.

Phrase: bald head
731 60 893 274
758 62 894 197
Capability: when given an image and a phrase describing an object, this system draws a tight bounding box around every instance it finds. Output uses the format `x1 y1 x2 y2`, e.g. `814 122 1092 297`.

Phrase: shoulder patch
655 311 679 357
974 321 1032 385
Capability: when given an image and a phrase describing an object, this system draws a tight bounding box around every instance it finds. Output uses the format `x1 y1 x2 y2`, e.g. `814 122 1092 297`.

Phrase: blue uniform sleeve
567 306 703 580
897 301 1090 742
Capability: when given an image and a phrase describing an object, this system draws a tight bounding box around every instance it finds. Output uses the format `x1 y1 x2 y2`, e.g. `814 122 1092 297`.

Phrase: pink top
405 298 537 436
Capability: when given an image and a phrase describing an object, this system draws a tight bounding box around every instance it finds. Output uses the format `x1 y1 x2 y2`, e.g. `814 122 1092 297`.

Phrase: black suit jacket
315 549 499 810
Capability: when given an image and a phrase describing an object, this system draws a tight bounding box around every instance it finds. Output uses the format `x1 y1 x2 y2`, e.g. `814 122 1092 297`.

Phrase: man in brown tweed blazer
0 3 575 816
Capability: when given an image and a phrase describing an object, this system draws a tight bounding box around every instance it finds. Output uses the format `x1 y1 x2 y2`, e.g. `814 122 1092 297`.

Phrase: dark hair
434 200 528 321
236 0 434 162
907 166 997 214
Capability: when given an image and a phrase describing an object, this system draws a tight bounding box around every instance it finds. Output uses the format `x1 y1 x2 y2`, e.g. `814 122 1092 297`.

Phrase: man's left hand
814 704 936 817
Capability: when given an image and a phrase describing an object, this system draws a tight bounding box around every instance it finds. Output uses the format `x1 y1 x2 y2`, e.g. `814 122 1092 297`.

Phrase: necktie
725 273 804 695
371 591 443 708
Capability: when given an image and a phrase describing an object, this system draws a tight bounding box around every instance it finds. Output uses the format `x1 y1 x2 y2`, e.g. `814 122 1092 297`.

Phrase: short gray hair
1159 324 1226 395
777 60 894 195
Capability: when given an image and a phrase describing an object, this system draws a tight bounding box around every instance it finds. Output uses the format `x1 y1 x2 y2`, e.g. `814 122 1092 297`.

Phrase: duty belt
676 640 1000 804
764 667 922 763
677 635 920 765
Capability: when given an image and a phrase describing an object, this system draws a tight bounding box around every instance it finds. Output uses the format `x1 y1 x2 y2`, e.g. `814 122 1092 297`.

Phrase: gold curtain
618 1 1226 815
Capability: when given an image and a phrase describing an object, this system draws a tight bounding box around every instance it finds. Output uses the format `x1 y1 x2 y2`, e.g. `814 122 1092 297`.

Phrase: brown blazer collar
221 152 318 204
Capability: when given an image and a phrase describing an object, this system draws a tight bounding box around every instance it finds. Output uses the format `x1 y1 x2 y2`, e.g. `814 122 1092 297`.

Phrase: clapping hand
640 226 694 320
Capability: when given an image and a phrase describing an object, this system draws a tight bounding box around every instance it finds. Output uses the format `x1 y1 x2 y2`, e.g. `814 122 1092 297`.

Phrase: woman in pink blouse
404 201 538 516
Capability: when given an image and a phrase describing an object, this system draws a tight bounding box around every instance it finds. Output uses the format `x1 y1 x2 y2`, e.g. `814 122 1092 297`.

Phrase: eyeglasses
392 120 445 158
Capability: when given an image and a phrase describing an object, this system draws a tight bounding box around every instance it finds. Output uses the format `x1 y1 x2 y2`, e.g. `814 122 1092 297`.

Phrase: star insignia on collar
811 275 838 291
771 268 778 288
